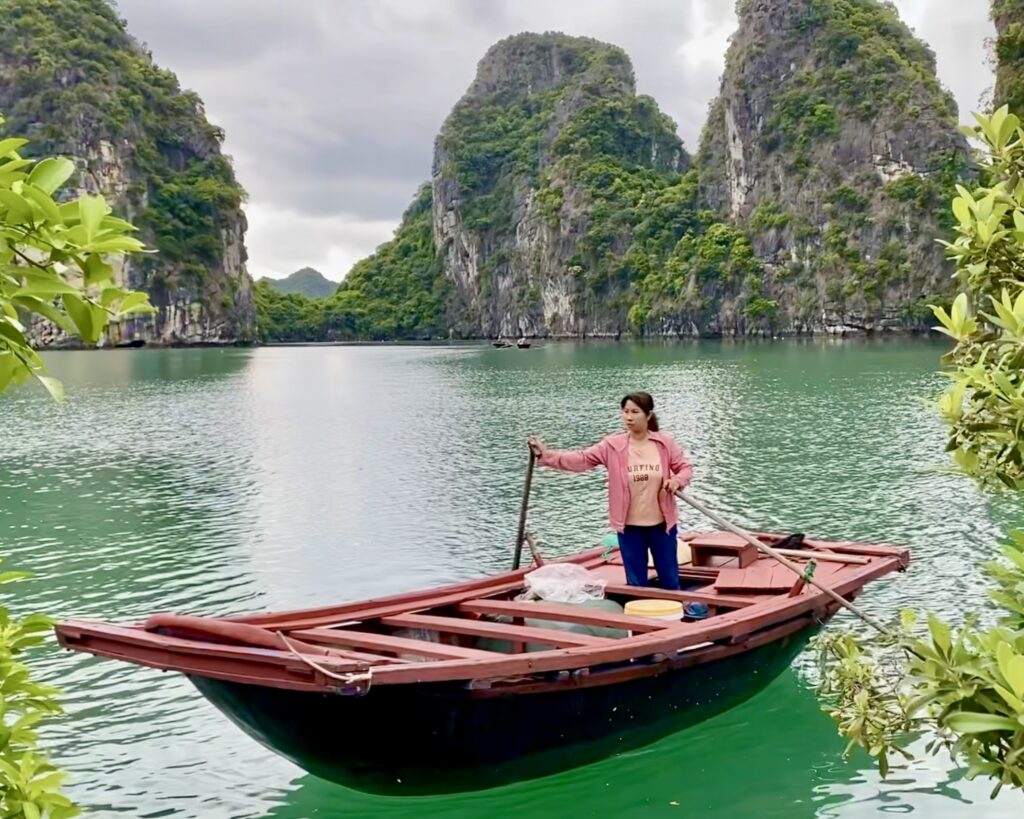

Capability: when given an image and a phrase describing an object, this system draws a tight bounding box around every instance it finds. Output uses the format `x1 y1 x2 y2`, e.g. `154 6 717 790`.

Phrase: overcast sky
113 0 995 282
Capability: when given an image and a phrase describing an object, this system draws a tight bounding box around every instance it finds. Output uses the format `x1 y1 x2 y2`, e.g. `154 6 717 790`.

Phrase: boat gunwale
224 547 612 630
464 610 825 697
54 534 908 691
343 552 902 685
219 530 899 631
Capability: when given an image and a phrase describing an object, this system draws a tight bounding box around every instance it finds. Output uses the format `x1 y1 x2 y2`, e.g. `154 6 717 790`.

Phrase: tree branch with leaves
816 106 1024 798
0 118 155 401
0 116 153 819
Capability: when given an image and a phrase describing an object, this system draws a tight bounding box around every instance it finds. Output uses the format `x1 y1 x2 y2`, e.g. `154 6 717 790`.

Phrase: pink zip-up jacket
537 431 692 533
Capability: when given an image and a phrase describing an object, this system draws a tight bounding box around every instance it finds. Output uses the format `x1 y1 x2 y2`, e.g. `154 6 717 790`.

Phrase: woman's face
621 400 649 434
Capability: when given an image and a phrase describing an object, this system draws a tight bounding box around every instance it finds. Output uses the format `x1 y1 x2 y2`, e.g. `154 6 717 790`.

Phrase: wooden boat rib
53 530 908 793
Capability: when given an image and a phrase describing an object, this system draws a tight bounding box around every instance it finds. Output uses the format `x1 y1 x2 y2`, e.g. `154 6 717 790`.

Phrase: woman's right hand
527 436 545 458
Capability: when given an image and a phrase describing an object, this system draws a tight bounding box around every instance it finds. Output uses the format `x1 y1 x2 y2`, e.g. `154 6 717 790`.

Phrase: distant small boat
54 530 908 794
516 340 531 349
492 339 513 348
114 339 146 348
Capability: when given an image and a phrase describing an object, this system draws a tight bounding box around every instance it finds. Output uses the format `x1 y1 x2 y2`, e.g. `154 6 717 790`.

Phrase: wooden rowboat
53 530 908 794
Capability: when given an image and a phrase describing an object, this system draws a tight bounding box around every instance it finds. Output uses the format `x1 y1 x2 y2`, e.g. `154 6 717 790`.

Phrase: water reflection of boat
55 532 907 794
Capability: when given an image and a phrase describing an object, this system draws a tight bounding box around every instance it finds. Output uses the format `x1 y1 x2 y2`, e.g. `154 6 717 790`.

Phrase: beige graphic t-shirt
625 439 664 526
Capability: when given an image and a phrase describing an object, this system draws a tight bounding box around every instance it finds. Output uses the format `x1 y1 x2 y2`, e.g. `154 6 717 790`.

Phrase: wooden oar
772 548 869 566
675 490 893 637
511 450 537 570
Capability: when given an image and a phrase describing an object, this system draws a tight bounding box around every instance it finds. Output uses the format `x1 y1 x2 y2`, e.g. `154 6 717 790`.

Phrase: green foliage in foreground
932 107 1024 491
0 118 154 397
0 119 152 818
0 567 79 819
816 108 1024 797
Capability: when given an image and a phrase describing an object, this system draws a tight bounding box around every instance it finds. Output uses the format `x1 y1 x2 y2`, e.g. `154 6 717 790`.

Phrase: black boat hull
189 625 817 795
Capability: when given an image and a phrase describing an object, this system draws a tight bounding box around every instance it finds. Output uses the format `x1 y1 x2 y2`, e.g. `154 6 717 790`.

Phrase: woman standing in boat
527 392 692 590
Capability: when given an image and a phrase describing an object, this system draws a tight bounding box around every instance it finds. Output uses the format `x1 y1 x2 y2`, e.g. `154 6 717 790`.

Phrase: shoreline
36 331 950 352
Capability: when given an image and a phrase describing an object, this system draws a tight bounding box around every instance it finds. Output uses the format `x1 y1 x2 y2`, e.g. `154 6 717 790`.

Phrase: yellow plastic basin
623 599 684 621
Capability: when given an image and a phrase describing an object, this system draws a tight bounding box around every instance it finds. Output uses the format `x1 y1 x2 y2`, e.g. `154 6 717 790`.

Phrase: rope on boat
276 631 373 693
675 490 894 638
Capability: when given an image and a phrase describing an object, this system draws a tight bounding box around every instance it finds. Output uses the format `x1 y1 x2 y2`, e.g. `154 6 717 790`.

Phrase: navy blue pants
617 524 681 590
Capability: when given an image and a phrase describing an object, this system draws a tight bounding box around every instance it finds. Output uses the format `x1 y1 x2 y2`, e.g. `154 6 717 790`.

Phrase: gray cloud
112 0 995 279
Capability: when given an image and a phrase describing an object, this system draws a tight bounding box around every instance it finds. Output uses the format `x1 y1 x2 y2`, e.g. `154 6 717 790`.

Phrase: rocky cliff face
993 0 1024 114
333 11 975 341
0 0 254 345
697 0 971 333
432 33 687 338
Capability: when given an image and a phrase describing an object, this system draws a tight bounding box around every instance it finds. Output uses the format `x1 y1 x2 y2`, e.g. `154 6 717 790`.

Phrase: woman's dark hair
621 392 659 432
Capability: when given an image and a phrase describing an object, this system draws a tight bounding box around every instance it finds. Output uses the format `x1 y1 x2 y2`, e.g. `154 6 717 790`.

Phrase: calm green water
2 341 1022 817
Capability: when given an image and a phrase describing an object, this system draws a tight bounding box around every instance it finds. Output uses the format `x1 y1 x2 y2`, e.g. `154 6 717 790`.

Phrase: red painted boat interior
53 531 909 693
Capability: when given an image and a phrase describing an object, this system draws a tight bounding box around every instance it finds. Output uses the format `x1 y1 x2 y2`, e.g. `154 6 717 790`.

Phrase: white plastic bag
521 563 607 604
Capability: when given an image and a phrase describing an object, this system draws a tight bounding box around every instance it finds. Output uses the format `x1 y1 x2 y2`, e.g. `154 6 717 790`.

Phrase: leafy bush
933 107 1024 489
0 569 79 819
0 119 152 818
0 118 154 395
816 108 1024 797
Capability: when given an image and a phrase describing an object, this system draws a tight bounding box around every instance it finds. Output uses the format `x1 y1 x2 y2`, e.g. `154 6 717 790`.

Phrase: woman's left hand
662 477 682 494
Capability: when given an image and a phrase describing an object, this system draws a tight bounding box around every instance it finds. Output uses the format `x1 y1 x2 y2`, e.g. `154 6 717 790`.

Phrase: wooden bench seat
290 628 502 660
380 613 617 648
458 599 671 633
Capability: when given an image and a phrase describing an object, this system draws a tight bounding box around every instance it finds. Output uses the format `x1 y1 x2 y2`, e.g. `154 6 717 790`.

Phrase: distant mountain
260 268 338 299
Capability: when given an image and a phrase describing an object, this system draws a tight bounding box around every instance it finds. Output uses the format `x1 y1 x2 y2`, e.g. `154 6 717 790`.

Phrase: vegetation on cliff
434 33 699 336
0 1 988 342
259 268 337 300
255 185 448 342
993 0 1024 114
260 34 769 341
699 0 971 331
0 0 252 340
253 283 324 343
324 184 448 340
261 6 974 342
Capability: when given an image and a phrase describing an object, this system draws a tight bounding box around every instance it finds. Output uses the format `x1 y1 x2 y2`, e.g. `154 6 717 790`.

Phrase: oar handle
512 450 537 571
675 490 893 637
